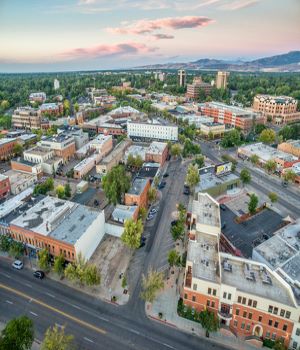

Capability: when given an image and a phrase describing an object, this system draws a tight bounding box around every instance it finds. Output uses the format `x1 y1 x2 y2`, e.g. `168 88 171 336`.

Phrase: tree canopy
41 325 74 350
185 164 200 189
121 218 143 249
140 268 164 303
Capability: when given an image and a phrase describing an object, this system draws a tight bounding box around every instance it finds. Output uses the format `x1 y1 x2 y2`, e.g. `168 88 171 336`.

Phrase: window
258 316 263 322
236 309 240 316
234 320 238 328
296 328 300 336
241 323 245 330
238 296 242 303
283 324 288 332
184 293 187 299
228 293 232 300
192 296 196 302
266 331 270 338
274 321 278 328
242 297 246 305
207 300 210 306
208 288 212 295
271 333 276 341
246 324 251 331
211 301 215 308
248 299 252 307
280 309 285 317
274 307 278 315
248 313 252 320
253 300 257 308
213 289 217 296
193 284 197 291
268 306 273 313
292 342 298 349
223 292 227 299
268 320 273 326
286 311 291 319
243 311 247 318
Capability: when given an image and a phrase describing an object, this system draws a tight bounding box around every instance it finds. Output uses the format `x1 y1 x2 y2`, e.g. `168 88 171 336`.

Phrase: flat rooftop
188 232 220 282
125 145 147 161
127 177 148 196
90 133 111 145
192 193 220 228
201 102 257 117
195 171 239 192
220 254 295 307
0 187 33 220
112 205 138 222
4 170 36 186
101 139 131 164
24 146 52 156
0 138 16 145
239 143 297 162
147 141 167 155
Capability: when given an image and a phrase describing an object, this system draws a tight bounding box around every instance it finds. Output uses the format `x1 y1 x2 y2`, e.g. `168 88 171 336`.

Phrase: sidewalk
146 271 260 350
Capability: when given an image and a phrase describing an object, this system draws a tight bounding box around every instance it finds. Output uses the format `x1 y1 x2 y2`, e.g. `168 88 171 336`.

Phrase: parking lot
220 206 284 258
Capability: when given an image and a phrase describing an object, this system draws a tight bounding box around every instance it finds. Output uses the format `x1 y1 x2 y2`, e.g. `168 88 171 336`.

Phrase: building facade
186 77 213 100
145 141 168 166
0 138 18 160
124 177 151 209
178 70 186 87
278 141 300 158
0 174 10 199
12 107 42 130
127 121 178 141
216 71 230 89
38 134 76 163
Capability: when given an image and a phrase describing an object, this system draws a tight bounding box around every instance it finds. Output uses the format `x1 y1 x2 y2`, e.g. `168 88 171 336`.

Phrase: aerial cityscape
0 1 300 350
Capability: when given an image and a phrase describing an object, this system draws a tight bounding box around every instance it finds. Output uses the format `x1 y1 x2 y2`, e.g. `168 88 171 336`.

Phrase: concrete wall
105 222 124 237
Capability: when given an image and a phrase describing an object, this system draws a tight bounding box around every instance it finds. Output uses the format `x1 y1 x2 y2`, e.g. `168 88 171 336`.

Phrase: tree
38 249 50 271
171 221 185 241
0 100 10 110
0 235 11 252
264 159 277 174
0 316 34 350
198 309 219 338
147 187 157 204
268 192 278 203
64 263 77 282
283 169 296 183
64 183 71 198
208 131 214 140
102 165 131 205
8 241 24 259
259 128 276 144
63 99 70 116
193 155 205 169
138 207 147 221
126 154 143 168
74 102 79 113
33 177 54 196
121 219 143 249
185 164 199 190
53 255 65 276
220 129 241 148
140 268 164 303
170 143 182 157
56 185 65 199
255 124 266 135
273 339 287 350
83 264 101 286
153 176 160 188
240 168 251 185
41 325 74 350
250 154 259 166
168 250 181 267
248 194 259 215
13 143 23 157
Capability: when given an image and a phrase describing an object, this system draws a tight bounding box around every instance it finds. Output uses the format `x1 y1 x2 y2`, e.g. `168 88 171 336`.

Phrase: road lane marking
129 328 140 335
5 300 13 304
71 304 81 310
0 283 107 336
0 272 11 279
46 293 55 298
83 337 94 343
30 311 38 317
25 283 32 288
162 343 175 349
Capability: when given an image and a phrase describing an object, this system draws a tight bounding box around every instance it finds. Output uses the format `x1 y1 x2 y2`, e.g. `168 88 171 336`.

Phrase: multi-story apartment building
0 138 18 160
145 141 168 166
29 92 46 103
88 134 113 155
182 193 300 349
23 146 63 174
178 70 186 87
186 77 213 100
0 174 10 199
216 71 229 89
127 121 178 141
200 102 265 133
12 107 42 130
38 134 75 163
40 103 63 116
253 95 300 125
200 122 226 138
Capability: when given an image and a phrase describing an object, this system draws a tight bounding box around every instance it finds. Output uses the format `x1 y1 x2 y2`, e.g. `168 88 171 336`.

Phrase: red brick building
145 142 168 166
125 177 151 209
0 174 10 198
0 138 18 161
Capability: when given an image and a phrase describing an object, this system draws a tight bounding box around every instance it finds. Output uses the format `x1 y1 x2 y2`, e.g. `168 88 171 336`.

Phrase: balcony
218 310 233 321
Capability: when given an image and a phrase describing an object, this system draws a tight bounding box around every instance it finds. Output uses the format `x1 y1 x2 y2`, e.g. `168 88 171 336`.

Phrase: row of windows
268 305 291 319
237 296 258 308
207 287 217 296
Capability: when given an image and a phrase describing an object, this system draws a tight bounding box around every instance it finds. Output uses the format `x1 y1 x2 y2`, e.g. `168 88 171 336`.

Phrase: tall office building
216 71 229 89
54 78 60 90
178 70 186 87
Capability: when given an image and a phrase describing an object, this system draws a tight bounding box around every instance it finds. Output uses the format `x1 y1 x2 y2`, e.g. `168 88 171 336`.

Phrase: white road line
46 293 55 298
83 337 94 343
162 343 175 349
0 273 11 279
30 311 38 317
71 304 81 310
25 283 32 288
129 328 140 335
55 323 63 328
5 300 13 304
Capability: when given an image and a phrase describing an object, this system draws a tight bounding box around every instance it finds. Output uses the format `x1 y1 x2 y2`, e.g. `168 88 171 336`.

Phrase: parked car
163 173 169 178
12 260 23 270
171 220 178 226
220 204 226 211
221 222 226 230
147 214 155 221
150 208 157 214
33 270 45 279
282 181 288 187
183 188 190 195
94 199 99 206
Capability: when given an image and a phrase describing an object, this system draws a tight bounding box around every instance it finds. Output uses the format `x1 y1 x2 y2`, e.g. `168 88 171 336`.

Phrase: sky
0 0 299 72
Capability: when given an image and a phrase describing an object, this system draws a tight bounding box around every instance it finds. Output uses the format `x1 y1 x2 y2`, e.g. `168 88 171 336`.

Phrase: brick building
182 193 300 349
186 77 213 100
125 177 151 209
0 174 10 199
145 142 168 166
40 103 63 116
278 140 300 158
12 107 42 130
0 138 18 160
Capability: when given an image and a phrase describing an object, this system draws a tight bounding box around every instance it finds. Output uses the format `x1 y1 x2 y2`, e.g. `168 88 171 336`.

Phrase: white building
54 79 60 90
127 121 178 141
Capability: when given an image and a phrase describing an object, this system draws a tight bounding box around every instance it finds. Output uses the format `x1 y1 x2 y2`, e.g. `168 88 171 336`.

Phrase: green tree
193 155 205 169
102 165 131 205
0 316 34 350
198 309 219 338
185 164 199 190
220 129 241 148
64 263 77 282
64 183 71 198
268 192 278 203
0 235 11 252
283 169 296 183
13 143 23 157
153 176 160 188
259 128 276 144
8 241 24 259
254 124 266 134
33 177 54 196
168 250 181 267
0 100 10 110
147 187 157 204
74 102 79 113
138 207 147 221
63 99 70 116
126 154 143 168
140 269 164 303
208 131 214 140
250 154 259 166
56 185 65 199
38 249 50 271
41 325 74 350
248 194 259 215
273 339 287 350
240 168 251 185
171 221 185 241
121 219 143 249
264 159 277 174
170 143 182 157
83 264 101 286
53 255 65 276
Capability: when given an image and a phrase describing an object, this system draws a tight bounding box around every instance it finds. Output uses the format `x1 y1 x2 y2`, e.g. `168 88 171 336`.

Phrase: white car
12 260 23 270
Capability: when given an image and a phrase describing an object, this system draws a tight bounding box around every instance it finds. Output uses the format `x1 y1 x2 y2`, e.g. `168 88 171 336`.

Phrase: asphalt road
0 157 232 350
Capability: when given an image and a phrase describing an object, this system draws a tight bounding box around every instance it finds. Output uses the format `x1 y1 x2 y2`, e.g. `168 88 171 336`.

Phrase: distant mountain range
136 51 300 72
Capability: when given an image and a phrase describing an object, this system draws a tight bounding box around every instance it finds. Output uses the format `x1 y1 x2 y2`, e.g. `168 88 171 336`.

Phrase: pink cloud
59 42 158 60
108 16 214 36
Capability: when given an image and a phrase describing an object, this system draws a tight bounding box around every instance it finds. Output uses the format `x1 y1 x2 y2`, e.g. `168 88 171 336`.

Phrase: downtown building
127 120 178 141
186 77 213 100
12 107 43 130
199 102 265 133
182 192 300 349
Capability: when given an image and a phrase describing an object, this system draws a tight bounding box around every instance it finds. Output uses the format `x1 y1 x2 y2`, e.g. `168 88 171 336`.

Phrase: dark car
183 188 190 195
158 182 166 189
163 173 169 178
220 204 226 211
94 199 99 206
171 220 178 226
139 241 146 248
33 270 45 279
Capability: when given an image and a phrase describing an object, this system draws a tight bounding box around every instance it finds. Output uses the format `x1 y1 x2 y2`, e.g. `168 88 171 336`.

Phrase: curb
147 314 178 329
